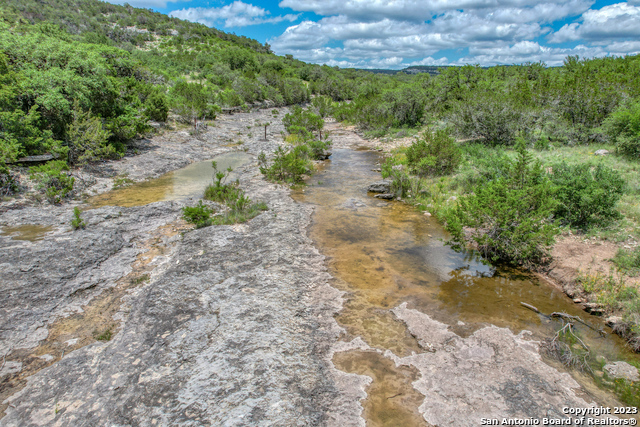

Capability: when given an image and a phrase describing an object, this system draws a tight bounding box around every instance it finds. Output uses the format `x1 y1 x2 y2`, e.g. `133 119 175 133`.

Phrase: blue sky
109 0 640 68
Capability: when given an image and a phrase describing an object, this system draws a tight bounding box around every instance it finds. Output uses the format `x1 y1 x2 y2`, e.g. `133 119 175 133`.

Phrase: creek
293 148 640 426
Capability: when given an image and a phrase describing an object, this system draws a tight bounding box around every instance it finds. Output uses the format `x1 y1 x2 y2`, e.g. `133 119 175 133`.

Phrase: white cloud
548 3 640 43
170 1 299 28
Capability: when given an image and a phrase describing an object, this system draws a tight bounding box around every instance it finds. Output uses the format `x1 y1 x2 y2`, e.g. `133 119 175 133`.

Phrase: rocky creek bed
1 109 638 426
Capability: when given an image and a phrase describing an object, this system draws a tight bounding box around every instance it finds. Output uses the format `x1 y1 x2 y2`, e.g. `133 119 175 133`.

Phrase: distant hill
359 65 487 76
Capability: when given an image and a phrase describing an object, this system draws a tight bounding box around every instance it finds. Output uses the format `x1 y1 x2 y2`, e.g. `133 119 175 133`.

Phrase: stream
293 148 640 426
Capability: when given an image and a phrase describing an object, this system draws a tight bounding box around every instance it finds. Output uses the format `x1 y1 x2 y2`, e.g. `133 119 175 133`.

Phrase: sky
107 0 640 69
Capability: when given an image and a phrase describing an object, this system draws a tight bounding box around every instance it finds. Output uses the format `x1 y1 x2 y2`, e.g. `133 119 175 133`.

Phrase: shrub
603 100 640 158
30 160 75 203
182 201 214 228
405 129 461 176
71 206 86 230
451 89 523 146
145 92 169 122
283 106 324 138
66 101 114 165
444 142 558 267
550 163 625 229
258 146 312 185
203 161 243 204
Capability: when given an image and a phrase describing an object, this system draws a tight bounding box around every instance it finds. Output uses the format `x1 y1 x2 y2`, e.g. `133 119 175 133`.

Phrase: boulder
603 361 640 382
367 179 392 193
374 193 394 200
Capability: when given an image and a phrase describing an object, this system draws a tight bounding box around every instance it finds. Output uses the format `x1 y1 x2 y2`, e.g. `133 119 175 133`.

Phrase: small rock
371 168 381 172
424 212 432 217
374 193 394 200
448 196 457 202
603 361 640 382
392 164 404 171
367 179 392 193
605 316 623 327
572 298 583 303
594 149 609 156
583 302 602 314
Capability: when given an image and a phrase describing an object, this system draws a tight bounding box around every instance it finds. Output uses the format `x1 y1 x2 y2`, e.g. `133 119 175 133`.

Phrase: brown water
0 225 54 242
293 149 639 425
89 152 251 208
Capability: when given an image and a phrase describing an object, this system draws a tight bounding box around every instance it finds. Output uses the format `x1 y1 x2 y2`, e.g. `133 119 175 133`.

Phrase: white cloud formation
548 3 640 43
269 0 604 67
170 1 299 28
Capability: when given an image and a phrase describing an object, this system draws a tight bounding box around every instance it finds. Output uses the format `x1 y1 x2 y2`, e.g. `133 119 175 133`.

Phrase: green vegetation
183 161 268 228
577 271 640 352
445 142 558 267
71 206 85 230
405 129 461 176
550 163 625 229
259 105 331 185
94 327 113 342
613 247 640 276
29 160 74 203
182 201 214 228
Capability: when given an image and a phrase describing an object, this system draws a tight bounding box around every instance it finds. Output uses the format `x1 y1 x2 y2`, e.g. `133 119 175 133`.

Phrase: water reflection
89 152 251 208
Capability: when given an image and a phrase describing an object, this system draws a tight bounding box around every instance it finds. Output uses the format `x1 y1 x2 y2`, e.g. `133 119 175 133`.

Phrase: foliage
66 100 114 165
444 142 558 267
182 201 214 228
145 91 169 122
29 160 75 203
613 247 640 276
550 162 625 229
258 146 312 185
577 270 640 352
603 100 640 158
203 161 242 204
405 129 462 176
283 106 324 138
71 206 86 230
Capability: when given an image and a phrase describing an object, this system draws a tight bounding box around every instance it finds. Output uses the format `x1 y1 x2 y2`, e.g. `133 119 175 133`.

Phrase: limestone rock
604 361 640 382
367 179 392 193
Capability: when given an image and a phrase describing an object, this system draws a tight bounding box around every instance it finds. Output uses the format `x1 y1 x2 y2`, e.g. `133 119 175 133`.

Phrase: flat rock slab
1 177 342 426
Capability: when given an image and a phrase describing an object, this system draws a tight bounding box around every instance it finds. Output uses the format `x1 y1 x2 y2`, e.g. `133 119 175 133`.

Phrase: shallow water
0 225 54 242
89 152 251 208
293 149 639 425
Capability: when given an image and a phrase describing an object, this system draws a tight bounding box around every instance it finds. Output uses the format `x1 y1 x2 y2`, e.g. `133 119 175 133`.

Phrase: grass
94 327 113 341
112 173 135 189
576 270 640 351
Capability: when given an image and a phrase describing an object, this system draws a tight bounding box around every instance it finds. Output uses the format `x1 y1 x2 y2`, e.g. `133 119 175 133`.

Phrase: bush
452 89 523 146
145 92 169 122
66 101 114 165
182 201 214 228
283 106 324 137
258 146 312 185
71 206 86 230
603 100 640 158
550 163 625 229
405 129 461 176
30 160 75 203
444 143 558 267
203 161 243 204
